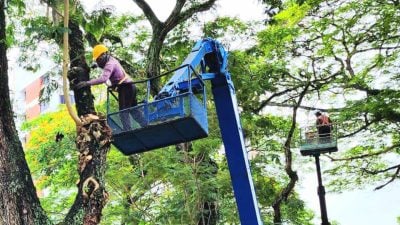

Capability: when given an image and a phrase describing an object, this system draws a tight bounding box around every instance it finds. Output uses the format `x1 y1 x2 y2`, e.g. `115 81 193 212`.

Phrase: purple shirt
87 56 132 86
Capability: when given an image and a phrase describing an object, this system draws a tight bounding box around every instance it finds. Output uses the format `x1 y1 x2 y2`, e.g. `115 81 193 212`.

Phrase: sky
9 0 400 224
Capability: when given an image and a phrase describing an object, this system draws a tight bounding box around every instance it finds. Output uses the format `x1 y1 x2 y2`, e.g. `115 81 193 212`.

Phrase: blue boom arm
158 38 263 224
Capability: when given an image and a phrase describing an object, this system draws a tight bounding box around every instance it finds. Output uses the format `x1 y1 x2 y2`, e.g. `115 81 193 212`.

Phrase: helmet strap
96 52 110 68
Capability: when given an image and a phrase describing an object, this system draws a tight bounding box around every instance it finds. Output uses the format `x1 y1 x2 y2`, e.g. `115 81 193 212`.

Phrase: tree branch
362 163 400 175
339 117 379 138
374 166 400 190
164 0 217 32
266 101 344 112
254 84 305 114
165 0 186 25
132 0 162 28
326 143 400 161
272 83 309 223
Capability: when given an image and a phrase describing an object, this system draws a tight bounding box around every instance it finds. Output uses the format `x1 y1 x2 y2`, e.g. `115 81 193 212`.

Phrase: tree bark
177 143 219 225
62 19 111 225
67 20 95 116
0 2 51 224
271 84 309 223
146 32 166 94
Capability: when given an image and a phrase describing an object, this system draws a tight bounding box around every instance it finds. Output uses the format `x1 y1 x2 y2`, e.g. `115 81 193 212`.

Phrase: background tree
1 0 115 223
132 0 217 94
240 0 400 222
0 0 50 224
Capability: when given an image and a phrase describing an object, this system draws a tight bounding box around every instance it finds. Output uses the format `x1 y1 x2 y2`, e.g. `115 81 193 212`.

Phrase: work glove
90 62 98 69
75 81 90 89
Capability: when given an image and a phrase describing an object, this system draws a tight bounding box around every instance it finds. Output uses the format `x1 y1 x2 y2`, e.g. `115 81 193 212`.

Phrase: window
22 90 26 101
40 101 49 112
42 75 50 86
60 94 75 104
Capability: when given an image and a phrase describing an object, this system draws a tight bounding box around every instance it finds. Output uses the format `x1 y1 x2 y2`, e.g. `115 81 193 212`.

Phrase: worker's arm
87 63 114 85
75 63 114 89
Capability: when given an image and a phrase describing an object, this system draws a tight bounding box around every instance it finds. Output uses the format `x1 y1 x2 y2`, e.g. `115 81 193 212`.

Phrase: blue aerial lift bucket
106 65 208 155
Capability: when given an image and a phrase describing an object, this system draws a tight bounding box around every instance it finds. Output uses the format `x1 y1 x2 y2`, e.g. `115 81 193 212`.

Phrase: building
12 69 74 145
23 73 74 120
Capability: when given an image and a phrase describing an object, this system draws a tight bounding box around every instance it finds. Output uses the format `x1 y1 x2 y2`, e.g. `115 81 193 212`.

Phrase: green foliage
5 22 16 47
274 2 310 26
203 17 248 40
22 107 78 222
254 0 400 198
16 0 319 223
7 0 26 16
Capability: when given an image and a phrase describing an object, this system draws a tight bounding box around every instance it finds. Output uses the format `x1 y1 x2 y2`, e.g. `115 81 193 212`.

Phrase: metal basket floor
300 137 338 156
107 93 208 155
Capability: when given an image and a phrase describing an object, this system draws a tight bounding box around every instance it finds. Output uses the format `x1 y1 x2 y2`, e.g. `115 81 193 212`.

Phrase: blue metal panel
107 93 208 155
212 76 263 224
159 39 215 97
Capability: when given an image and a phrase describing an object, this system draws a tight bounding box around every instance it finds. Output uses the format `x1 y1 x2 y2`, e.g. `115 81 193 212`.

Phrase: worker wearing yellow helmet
75 44 144 129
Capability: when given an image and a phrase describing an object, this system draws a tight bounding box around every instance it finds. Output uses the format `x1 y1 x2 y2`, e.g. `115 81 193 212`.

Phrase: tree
239 0 400 222
0 0 50 223
298 0 400 192
13 0 220 222
130 1 222 224
2 0 321 224
133 0 217 94
0 0 113 223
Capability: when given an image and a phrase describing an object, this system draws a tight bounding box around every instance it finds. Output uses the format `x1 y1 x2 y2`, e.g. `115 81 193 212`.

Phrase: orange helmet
92 44 108 60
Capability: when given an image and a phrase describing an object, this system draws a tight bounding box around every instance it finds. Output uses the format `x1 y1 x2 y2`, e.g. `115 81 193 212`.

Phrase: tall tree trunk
272 85 308 223
0 2 51 224
68 20 95 116
177 143 219 225
62 19 111 225
146 32 166 95
132 1 219 223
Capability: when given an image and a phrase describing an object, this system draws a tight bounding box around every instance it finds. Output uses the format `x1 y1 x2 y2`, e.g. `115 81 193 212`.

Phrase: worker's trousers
117 83 145 131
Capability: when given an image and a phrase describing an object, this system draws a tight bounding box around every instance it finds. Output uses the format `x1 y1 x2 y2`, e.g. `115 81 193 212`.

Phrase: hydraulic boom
157 38 263 224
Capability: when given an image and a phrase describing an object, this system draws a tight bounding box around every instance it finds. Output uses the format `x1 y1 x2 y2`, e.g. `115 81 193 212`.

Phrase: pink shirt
87 56 132 86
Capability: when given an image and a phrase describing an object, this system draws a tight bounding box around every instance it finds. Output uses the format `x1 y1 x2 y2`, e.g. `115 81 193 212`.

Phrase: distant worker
75 44 144 129
315 111 332 142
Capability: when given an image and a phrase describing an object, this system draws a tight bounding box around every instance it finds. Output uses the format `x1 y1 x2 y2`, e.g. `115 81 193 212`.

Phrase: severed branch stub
82 176 100 199
74 113 112 225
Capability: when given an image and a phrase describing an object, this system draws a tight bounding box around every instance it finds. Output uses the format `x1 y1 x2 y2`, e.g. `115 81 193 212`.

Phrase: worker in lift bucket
75 44 145 130
315 111 332 144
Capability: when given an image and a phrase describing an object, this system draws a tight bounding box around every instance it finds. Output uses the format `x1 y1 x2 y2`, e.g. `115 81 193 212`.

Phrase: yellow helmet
92 44 108 60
